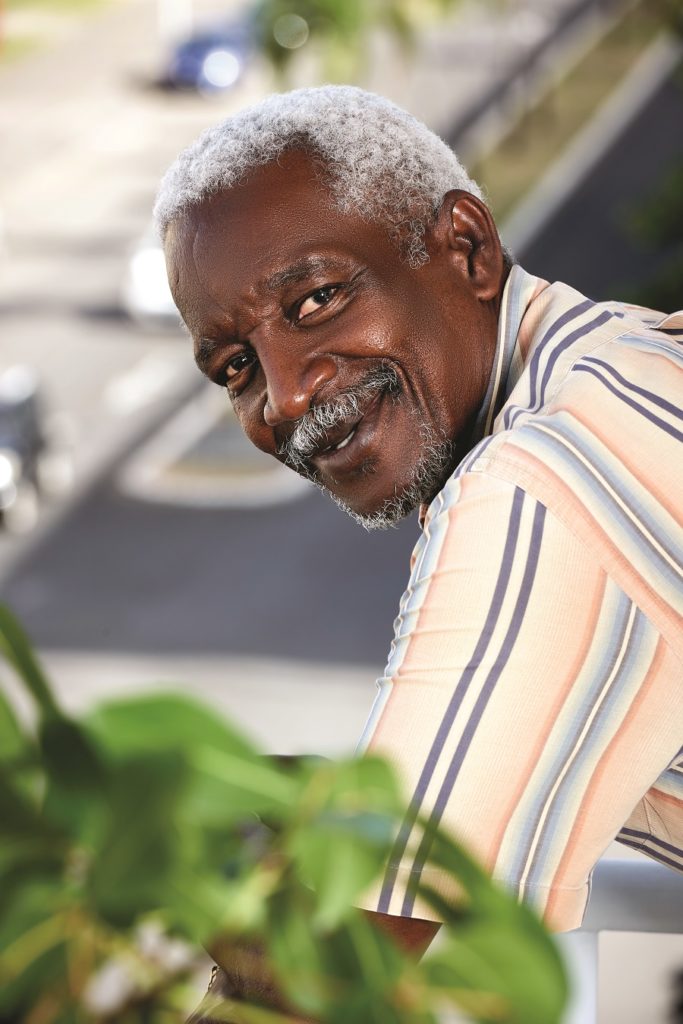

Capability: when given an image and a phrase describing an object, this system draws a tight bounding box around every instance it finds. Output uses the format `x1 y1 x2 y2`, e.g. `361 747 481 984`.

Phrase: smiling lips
309 392 384 472
329 427 356 451
310 419 361 470
320 424 357 455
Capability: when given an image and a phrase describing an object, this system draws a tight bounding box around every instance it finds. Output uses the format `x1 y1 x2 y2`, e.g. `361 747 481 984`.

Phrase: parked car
163 14 255 93
0 367 73 533
121 225 181 330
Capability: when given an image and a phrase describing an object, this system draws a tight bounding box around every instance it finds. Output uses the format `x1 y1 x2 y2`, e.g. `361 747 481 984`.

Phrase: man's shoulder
429 298 683 651
493 273 682 444
420 273 682 601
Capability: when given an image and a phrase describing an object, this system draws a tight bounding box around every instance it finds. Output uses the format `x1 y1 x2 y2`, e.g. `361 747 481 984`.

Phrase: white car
121 226 182 330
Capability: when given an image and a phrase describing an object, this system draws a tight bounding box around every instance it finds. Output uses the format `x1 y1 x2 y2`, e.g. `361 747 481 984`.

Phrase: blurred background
0 0 681 1019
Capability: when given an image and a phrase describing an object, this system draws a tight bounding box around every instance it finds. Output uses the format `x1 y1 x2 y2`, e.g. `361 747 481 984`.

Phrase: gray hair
154 85 484 266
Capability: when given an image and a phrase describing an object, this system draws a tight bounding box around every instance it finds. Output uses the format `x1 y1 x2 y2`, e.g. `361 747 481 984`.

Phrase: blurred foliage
253 0 463 80
473 0 663 222
621 68 683 311
0 602 567 1024
652 0 683 36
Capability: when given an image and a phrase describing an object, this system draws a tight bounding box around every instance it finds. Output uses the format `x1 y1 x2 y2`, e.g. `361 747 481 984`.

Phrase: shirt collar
418 264 548 529
470 263 548 445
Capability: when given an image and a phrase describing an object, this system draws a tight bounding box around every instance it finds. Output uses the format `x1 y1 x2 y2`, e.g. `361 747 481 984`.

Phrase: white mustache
278 366 400 469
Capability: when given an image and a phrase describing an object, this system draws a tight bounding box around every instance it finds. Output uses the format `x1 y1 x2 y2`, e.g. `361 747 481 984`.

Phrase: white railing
557 856 683 1023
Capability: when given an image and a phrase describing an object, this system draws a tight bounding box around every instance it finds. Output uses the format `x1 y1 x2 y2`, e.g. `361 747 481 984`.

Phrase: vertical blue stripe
400 498 547 914
522 604 647 892
377 487 526 913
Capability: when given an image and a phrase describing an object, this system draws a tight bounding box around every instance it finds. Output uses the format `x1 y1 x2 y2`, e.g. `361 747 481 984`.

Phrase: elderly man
156 85 683 1008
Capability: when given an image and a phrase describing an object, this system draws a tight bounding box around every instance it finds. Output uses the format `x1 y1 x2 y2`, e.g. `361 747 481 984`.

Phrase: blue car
165 18 255 92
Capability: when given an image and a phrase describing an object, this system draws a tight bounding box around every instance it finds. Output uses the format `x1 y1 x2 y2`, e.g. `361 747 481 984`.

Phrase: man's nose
261 352 337 428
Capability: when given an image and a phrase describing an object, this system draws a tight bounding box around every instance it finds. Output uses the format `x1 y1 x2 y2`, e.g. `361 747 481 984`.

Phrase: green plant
0 603 567 1023
621 151 683 310
252 0 463 80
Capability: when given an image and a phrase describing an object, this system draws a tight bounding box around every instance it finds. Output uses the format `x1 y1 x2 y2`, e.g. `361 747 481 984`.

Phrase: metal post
557 930 599 1024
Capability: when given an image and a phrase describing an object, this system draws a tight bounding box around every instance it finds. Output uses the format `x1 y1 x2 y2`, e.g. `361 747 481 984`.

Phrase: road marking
104 351 187 415
116 382 312 508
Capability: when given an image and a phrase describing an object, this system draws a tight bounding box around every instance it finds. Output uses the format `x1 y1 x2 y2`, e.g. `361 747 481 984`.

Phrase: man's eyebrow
193 257 340 375
194 336 221 376
264 256 337 293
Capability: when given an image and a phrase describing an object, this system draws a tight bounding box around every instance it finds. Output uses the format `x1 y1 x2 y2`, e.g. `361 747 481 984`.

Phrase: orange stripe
484 568 607 871
551 393 683 530
486 445 683 648
367 484 466 750
647 787 683 811
545 635 666 920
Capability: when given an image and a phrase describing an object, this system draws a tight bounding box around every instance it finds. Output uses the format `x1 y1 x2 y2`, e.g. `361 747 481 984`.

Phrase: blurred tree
653 0 683 36
252 0 464 80
619 1 682 310
626 151 683 310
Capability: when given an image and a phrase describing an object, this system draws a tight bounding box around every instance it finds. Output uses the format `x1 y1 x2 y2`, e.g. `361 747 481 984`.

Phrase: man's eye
225 352 256 381
297 286 339 320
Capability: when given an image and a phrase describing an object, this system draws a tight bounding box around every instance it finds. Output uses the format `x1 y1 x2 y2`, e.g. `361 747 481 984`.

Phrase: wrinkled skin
165 150 507 526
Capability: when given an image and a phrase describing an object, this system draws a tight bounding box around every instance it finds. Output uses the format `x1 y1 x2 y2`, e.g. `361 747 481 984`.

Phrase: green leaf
322 912 415 1024
0 688 28 764
36 715 108 843
87 751 189 927
295 755 402 822
267 884 330 1017
288 810 395 929
0 604 59 719
0 879 69 1017
190 747 298 824
0 772 69 902
40 714 106 796
412 820 567 1023
268 884 417 1024
86 693 295 828
284 757 402 928
165 870 249 942
423 916 567 1024
85 692 260 762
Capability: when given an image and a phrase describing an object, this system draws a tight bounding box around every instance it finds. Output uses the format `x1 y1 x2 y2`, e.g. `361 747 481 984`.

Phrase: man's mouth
320 425 357 454
278 365 399 475
309 410 370 471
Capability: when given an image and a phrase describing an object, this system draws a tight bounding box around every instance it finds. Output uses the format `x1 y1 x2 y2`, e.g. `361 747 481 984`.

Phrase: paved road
0 465 417 665
0 0 271 572
0 0 588 651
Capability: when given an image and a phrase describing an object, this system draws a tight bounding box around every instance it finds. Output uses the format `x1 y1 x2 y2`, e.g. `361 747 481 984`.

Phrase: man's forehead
166 159 393 288
180 149 328 228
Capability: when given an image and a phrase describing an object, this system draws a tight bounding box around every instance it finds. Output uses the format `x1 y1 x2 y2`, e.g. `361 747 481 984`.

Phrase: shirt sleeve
356 471 682 931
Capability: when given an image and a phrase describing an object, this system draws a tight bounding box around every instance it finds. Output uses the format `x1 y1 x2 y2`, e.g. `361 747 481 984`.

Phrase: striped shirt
358 265 683 931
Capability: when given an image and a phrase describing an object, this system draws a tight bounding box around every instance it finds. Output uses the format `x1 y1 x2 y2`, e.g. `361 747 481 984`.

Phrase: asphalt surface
0 470 417 664
2 29 681 672
0 0 591 665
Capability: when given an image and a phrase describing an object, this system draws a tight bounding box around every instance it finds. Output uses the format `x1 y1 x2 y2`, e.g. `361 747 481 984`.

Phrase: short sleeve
357 472 682 931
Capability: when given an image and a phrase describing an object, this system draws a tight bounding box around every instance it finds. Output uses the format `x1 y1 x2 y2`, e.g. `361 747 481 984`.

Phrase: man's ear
434 189 505 302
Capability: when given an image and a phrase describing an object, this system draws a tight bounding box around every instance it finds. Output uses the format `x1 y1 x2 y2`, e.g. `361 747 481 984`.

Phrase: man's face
165 151 498 527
